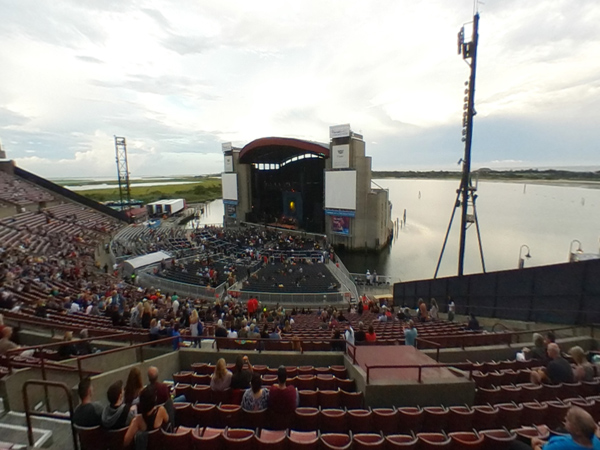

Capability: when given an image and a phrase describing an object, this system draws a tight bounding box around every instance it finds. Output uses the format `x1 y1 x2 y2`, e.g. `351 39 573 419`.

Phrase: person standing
404 321 418 347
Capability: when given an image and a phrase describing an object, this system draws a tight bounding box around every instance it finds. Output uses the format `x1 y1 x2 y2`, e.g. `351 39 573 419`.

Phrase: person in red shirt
147 366 170 404
268 366 298 414
365 325 377 343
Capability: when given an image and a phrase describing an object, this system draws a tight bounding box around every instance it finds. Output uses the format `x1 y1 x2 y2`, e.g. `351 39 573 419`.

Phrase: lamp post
518 244 531 269
569 239 583 263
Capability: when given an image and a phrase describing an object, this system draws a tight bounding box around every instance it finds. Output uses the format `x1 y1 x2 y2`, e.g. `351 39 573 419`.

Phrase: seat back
480 429 517 450
352 433 384 450
74 425 106 450
320 433 352 450
372 408 398 434
288 430 319 450
161 427 192 450
448 432 484 450
347 409 373 433
385 434 418 449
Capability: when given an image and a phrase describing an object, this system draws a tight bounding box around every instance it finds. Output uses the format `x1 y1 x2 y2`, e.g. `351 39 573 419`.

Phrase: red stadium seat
416 432 451 450
174 402 194 427
192 374 211 386
421 406 448 432
353 433 384 450
161 427 192 450
297 366 315 376
296 375 316 391
340 390 363 409
190 385 212 404
330 366 347 379
347 409 373 433
372 408 398 434
193 427 225 450
545 400 570 430
318 390 341 409
320 408 348 433
288 430 319 450
521 401 548 426
499 384 522 404
496 402 523 430
213 388 233 405
192 403 217 428
173 371 194 384
335 378 355 393
74 425 106 450
217 404 241 428
223 428 254 450
447 406 473 432
448 431 484 450
471 405 498 430
293 407 320 431
255 429 287 450
299 390 319 408
320 433 352 450
316 374 336 391
474 386 501 405
397 407 423 434
480 429 517 450
107 427 130 450
385 434 418 449
241 408 267 429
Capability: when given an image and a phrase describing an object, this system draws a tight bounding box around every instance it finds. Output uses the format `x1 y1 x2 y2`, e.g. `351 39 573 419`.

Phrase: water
192 179 600 281
66 181 197 191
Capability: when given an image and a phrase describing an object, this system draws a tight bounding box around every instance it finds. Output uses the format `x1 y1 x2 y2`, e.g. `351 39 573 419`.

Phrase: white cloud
0 0 599 177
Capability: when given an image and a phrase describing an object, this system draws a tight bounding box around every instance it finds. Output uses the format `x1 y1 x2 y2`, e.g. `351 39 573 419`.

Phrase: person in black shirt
231 355 253 389
354 322 366 345
73 377 102 427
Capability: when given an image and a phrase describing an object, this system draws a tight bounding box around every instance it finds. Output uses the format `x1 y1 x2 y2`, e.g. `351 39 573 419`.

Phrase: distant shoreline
372 170 600 190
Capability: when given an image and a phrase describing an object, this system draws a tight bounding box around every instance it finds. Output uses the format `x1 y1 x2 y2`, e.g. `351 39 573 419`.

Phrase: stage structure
221 125 392 251
114 136 132 212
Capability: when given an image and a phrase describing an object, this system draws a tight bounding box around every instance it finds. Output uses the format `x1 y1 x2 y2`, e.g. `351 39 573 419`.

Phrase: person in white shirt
70 301 80 313
172 299 180 315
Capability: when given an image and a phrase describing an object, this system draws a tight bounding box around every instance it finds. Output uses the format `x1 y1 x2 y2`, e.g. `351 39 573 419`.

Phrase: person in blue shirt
403 320 418 347
528 406 600 450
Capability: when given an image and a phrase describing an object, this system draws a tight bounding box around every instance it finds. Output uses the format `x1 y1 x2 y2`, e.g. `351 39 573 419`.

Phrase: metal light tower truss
434 12 486 278
115 136 132 211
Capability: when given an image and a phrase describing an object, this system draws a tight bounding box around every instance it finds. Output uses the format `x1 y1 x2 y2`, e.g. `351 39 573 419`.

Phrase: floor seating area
111 225 194 258
242 262 340 294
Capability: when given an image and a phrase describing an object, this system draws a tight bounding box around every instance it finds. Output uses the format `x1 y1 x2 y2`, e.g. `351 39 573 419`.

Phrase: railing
4 331 131 375
207 336 348 353
22 380 78 449
74 336 175 380
137 271 224 300
365 362 475 384
415 337 441 362
227 290 345 304
328 261 360 304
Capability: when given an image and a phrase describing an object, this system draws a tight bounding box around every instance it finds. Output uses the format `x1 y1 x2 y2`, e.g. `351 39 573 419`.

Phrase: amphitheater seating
242 262 340 294
0 171 55 206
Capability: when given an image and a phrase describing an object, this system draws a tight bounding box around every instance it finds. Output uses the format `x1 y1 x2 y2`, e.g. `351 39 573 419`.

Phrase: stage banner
332 144 350 169
331 216 350 235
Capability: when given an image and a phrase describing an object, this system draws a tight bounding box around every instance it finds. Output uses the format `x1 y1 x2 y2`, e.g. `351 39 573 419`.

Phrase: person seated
241 373 269 411
147 366 171 404
331 329 344 351
527 406 600 450
210 358 232 391
524 333 548 362
365 325 377 343
269 366 299 414
102 380 134 430
403 320 418 347
125 367 143 406
231 355 253 390
124 386 170 447
531 343 574 385
465 313 480 331
57 331 78 359
354 322 366 345
73 376 103 427
569 346 595 382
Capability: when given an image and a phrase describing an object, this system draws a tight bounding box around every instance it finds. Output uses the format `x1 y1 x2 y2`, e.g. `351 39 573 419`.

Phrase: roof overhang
238 137 329 164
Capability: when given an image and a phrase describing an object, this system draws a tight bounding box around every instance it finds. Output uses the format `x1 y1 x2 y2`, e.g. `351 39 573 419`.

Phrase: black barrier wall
393 259 600 325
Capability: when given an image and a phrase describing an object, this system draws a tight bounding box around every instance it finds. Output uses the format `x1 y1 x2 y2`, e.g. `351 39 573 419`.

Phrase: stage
354 345 459 384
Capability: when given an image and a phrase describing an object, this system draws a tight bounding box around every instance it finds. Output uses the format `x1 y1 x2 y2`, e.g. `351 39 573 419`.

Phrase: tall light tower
115 136 131 212
434 12 485 278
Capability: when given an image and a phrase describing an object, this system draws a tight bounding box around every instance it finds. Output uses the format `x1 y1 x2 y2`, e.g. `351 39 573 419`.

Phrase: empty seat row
474 379 600 405
174 374 354 391
187 364 347 377
75 424 555 450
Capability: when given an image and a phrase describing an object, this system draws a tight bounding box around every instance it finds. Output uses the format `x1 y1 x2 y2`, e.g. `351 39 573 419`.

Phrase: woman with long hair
124 367 143 405
210 358 232 391
141 302 153 329
124 386 169 447
241 373 269 411
365 325 377 343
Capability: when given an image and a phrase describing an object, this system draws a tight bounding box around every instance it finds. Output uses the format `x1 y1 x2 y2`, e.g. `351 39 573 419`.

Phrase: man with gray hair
526 406 600 450
531 343 574 385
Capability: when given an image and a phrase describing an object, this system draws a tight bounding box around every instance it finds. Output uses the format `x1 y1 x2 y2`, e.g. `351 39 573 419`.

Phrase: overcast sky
1 0 599 178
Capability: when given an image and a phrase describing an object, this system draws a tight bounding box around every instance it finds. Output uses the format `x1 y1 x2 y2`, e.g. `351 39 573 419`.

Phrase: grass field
76 178 222 204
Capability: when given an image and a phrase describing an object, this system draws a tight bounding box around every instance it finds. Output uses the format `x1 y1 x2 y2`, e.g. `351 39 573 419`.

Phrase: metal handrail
415 337 441 362
22 380 78 450
365 362 475 384
74 335 176 380
206 336 349 353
